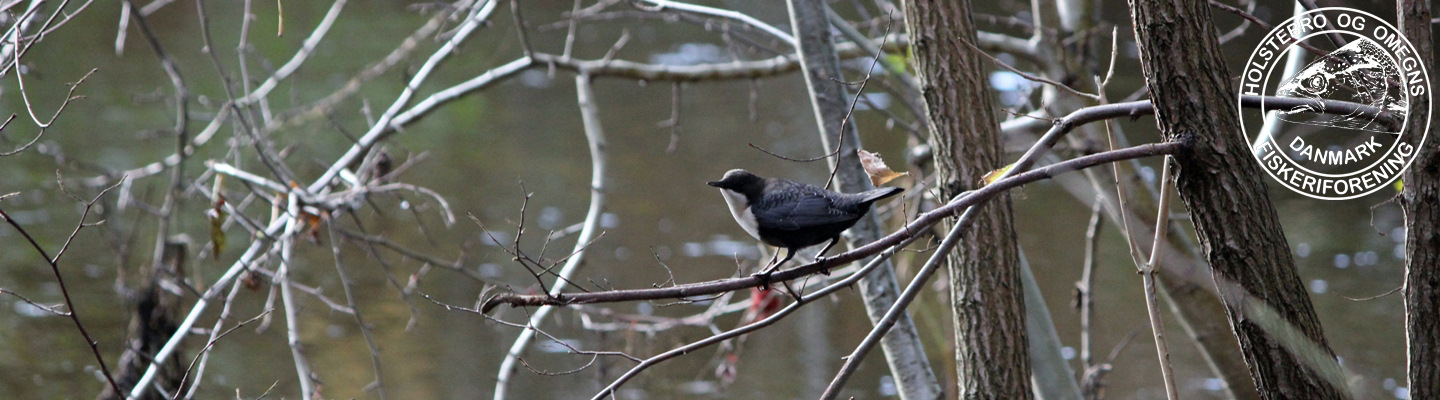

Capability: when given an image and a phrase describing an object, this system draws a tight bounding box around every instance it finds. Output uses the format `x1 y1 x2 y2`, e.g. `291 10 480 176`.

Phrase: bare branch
0 177 126 396
484 93 1394 311
493 72 611 400
13 67 95 128
307 0 499 193
0 287 70 316
277 189 318 399
635 0 796 46
485 141 1184 312
240 0 348 103
589 221 921 400
960 35 1098 100
1141 157 1180 400
326 220 388 399
171 308 272 400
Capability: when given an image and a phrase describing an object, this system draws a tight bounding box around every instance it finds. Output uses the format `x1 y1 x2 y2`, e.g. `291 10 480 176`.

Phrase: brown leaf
241 270 262 291
207 203 227 258
857 148 909 187
302 212 323 244
208 175 227 258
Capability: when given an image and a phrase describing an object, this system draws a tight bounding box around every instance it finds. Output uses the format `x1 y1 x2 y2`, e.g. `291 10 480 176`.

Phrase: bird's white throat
719 189 761 240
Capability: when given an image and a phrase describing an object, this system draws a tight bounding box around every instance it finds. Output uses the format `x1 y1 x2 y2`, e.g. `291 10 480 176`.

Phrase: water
0 1 1413 399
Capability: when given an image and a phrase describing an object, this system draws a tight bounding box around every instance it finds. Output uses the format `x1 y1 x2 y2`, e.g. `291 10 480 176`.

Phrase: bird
707 169 903 279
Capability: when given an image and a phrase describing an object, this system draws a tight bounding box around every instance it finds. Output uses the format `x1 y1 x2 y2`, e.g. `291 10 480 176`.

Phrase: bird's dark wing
753 190 859 231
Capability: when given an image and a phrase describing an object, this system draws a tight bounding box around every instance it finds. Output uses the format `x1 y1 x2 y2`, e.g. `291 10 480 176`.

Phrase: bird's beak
707 181 723 188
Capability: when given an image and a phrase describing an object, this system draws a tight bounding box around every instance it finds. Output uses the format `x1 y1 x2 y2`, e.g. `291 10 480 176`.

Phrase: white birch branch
279 193 317 399
126 219 287 398
493 73 608 400
640 0 795 46
241 0 348 104
308 0 498 194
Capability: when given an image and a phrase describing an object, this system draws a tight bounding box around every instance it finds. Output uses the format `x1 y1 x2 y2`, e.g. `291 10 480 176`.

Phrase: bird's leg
752 248 797 288
774 249 797 270
762 250 780 273
811 237 840 275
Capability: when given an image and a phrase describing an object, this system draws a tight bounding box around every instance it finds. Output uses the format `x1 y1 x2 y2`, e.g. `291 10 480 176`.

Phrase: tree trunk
1123 0 1347 399
99 238 187 400
1025 0 1257 395
1030 0 1259 394
785 1 942 399
900 0 1031 398
1398 0 1438 397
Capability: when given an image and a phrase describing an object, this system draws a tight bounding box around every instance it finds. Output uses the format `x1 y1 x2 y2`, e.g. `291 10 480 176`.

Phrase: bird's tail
857 186 904 203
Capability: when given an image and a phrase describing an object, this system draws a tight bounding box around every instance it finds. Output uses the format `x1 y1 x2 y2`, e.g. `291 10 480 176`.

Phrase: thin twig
822 10 893 191
745 14 896 171
508 0 532 57
422 292 642 366
485 93 1383 310
589 221 927 400
0 288 70 316
959 35 1098 100
326 219 388 399
239 0 348 103
13 67 95 129
128 217 289 399
1207 0 1328 56
172 308 272 400
493 73 610 400
636 0 796 46
485 141 1184 312
306 0 498 193
1141 156 1179 400
0 178 126 396
1077 198 1103 369
2 68 95 157
181 272 247 399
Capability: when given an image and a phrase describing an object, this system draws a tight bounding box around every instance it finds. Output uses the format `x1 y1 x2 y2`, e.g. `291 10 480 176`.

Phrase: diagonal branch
484 141 1184 311
483 92 1392 311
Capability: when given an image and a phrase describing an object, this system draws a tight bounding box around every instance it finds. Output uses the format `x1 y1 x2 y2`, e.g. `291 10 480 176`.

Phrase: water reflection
650 43 730 66
0 0 1417 399
679 380 720 395
536 338 583 354
682 236 761 260
11 302 60 318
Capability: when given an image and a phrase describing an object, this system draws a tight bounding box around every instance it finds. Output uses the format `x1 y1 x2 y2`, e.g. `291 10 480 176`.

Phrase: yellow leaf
983 163 1016 186
857 148 909 187
208 174 227 258
207 199 227 258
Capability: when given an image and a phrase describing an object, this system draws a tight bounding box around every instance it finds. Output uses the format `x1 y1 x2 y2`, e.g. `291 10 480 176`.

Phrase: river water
0 1 1415 399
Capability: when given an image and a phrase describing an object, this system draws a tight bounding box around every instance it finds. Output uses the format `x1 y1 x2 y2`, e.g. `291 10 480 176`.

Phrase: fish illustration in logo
1273 39 1407 134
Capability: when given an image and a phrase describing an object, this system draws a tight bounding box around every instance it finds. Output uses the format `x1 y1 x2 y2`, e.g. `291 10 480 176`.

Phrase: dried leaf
857 149 909 187
983 163 1017 186
241 270 262 291
208 212 226 258
302 212 323 244
207 178 228 258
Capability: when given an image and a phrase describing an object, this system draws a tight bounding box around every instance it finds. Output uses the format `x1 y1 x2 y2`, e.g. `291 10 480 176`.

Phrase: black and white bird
707 169 903 277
